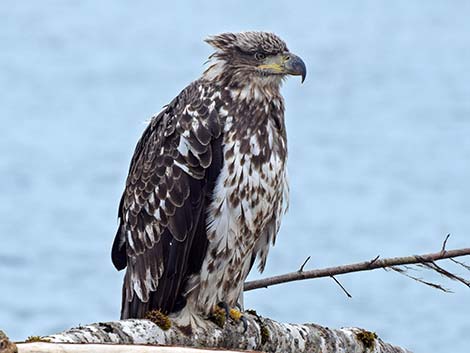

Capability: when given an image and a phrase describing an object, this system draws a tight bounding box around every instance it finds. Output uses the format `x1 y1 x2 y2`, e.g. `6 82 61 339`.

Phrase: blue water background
1 1 469 352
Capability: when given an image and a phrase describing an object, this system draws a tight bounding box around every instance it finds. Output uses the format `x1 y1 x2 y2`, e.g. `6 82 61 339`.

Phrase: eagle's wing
111 82 223 318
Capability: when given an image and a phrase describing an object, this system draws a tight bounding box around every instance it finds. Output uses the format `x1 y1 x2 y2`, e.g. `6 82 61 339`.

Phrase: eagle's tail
120 271 189 320
120 281 150 319
120 253 190 319
120 285 174 319
119 269 156 319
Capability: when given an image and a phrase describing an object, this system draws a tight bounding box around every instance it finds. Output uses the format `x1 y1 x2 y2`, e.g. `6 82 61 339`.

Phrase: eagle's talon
240 315 248 332
228 307 248 332
217 301 231 319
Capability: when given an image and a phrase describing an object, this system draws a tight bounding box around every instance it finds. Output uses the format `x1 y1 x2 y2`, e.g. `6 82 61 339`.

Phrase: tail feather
121 283 148 319
120 273 187 319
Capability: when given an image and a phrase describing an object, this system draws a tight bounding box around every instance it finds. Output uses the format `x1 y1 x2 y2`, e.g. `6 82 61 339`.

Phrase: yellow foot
229 308 243 322
209 303 248 331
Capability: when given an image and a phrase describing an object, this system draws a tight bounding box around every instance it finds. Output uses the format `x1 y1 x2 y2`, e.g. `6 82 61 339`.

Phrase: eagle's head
203 31 306 90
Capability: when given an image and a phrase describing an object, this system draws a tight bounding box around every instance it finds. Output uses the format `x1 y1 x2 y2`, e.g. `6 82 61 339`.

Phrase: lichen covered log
30 312 412 353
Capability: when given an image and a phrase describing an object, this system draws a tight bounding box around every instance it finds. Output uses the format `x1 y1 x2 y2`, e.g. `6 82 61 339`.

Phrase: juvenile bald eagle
111 32 306 323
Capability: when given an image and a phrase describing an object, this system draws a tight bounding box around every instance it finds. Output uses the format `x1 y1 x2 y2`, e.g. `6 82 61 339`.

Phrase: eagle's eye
0 340 7 349
254 52 266 61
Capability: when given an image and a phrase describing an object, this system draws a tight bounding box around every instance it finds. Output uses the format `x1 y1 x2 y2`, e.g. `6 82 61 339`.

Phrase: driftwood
16 343 254 353
12 313 411 353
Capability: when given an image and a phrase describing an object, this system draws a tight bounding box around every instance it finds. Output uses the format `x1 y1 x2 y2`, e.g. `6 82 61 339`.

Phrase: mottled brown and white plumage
111 31 306 323
0 330 17 353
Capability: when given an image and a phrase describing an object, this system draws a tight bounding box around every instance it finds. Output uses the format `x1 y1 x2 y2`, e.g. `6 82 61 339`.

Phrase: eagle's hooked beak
283 53 307 83
258 53 307 83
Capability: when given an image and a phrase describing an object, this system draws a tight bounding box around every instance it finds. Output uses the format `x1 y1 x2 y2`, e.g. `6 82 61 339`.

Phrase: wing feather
112 81 223 318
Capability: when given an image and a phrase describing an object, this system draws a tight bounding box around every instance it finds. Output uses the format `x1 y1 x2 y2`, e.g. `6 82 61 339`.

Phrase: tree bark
15 313 412 353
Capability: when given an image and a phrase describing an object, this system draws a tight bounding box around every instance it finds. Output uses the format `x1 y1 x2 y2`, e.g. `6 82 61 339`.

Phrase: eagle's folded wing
111 83 223 318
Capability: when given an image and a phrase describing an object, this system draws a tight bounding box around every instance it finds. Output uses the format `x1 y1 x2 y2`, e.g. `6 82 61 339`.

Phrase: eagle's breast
189 87 289 312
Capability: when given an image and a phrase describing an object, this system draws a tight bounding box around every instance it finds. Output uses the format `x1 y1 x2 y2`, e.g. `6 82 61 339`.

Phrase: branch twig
298 256 311 272
450 257 470 271
417 257 470 288
441 233 451 253
330 275 352 298
244 247 470 291
387 266 451 293
369 255 380 266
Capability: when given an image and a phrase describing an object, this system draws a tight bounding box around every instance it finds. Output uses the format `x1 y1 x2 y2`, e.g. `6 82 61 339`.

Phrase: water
1 1 469 352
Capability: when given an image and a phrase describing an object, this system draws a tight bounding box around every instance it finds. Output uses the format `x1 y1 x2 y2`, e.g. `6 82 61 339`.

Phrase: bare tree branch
244 247 470 291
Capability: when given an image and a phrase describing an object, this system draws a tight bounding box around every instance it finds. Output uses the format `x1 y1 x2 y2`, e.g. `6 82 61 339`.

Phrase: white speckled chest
188 97 289 313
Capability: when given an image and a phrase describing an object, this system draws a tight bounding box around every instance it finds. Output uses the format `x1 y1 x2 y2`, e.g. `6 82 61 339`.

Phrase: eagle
111 31 306 325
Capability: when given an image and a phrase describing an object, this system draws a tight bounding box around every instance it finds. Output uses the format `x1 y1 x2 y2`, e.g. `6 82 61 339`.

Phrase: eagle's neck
202 58 226 82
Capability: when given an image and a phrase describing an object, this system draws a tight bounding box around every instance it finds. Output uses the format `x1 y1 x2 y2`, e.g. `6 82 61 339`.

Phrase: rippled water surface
1 1 469 352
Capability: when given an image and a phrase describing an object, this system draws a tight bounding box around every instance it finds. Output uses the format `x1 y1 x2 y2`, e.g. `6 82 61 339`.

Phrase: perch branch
244 247 470 291
12 314 411 353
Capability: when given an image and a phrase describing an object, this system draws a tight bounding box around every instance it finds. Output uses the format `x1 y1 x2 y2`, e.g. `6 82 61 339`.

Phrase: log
17 343 252 353
12 312 412 353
